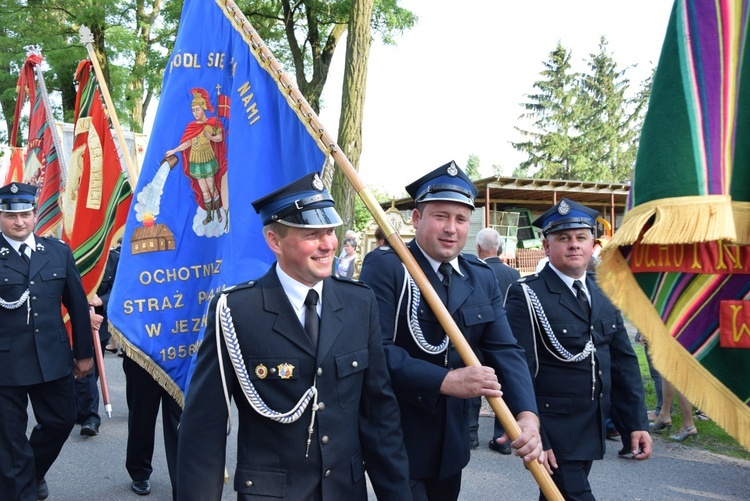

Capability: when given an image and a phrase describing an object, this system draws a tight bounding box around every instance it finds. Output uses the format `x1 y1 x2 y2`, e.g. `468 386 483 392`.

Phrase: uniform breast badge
254 364 268 379
277 363 295 379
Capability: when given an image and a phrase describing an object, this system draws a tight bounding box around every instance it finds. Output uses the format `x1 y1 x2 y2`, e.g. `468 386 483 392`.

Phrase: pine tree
512 38 653 183
577 37 645 183
511 43 584 179
465 154 481 179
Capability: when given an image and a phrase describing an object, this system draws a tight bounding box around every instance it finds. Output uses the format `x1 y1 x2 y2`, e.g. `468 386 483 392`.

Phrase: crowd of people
1 161 705 500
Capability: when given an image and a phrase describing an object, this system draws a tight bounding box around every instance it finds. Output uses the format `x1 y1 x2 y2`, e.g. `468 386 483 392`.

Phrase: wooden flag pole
223 1 561 498
78 26 138 189
90 307 112 418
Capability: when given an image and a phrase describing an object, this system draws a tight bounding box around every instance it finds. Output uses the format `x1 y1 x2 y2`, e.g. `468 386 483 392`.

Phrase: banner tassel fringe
607 195 736 248
109 324 185 408
733 202 750 246
597 249 750 451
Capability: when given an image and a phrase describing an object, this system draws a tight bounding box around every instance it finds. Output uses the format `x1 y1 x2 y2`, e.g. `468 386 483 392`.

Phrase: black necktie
19 243 30 266
438 262 453 289
573 280 591 318
304 289 320 349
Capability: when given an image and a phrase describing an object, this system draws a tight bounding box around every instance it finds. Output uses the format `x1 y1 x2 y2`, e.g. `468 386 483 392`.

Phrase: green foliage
512 43 581 180
465 153 480 180
512 38 652 183
352 186 390 231
238 0 415 112
0 0 180 135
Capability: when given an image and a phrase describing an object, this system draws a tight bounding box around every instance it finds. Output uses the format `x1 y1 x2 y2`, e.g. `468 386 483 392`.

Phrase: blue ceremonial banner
108 0 326 403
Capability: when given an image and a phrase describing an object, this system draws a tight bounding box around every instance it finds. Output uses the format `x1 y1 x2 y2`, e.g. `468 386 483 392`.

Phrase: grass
635 343 750 461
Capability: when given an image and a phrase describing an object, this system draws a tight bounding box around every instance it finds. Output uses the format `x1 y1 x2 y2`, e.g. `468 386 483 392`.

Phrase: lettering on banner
630 242 748 274
720 301 750 349
119 259 225 339
169 51 237 74
158 341 203 362
237 81 261 126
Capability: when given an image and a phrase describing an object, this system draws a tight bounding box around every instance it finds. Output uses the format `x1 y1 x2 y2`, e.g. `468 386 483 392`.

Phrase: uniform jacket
176 265 410 501
504 264 648 461
483 256 520 300
358 240 538 480
0 233 93 386
96 246 120 340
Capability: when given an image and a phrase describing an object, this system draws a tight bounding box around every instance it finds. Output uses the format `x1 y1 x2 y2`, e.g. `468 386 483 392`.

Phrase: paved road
32 351 750 500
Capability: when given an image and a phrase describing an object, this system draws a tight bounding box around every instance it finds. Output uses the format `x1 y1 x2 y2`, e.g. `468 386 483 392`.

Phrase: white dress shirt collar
414 241 463 282
275 264 323 324
547 262 589 299
1 233 36 257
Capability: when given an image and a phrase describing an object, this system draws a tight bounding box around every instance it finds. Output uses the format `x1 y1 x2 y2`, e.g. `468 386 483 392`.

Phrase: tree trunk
330 0 374 235
1 60 17 145
128 48 147 131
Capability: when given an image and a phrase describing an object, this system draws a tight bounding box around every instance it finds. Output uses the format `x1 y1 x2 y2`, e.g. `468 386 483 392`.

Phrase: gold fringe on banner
597 247 750 451
608 195 736 247
733 201 750 246
109 324 185 408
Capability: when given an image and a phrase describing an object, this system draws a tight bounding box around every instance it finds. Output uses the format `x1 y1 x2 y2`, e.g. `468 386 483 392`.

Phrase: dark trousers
541 459 594 501
468 396 480 443
410 471 462 501
0 375 76 500
123 356 181 498
74 362 100 427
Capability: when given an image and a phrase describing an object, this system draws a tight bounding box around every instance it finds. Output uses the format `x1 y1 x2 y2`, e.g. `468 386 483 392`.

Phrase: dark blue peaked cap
532 198 599 236
405 160 478 208
0 182 37 212
251 172 343 228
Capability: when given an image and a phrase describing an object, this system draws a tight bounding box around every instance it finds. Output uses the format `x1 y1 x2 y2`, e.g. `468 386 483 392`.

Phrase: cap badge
10 184 18 194
254 364 268 379
312 173 324 191
277 362 295 379
447 164 458 176
558 200 571 215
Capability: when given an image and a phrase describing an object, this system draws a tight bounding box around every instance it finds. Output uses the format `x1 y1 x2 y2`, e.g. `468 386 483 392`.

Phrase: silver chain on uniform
522 283 597 400
215 293 320 456
394 264 449 355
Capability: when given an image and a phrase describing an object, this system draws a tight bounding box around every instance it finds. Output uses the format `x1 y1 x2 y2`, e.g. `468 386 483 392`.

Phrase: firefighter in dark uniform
74 240 121 437
358 161 542 501
504 198 652 500
176 172 411 500
0 182 93 500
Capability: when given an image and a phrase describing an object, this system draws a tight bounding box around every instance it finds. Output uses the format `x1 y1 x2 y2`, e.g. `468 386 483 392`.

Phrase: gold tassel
733 201 750 246
108 325 185 408
606 195 736 249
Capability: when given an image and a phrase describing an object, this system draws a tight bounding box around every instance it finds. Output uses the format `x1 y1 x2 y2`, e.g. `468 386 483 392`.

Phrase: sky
317 0 676 195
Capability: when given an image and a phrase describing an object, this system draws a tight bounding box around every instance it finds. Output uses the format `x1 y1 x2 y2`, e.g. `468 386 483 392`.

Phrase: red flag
62 60 133 297
3 147 24 184
9 52 64 235
10 53 41 148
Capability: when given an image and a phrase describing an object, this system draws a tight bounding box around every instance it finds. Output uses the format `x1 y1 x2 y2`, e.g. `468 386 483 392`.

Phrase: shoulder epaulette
375 245 397 256
517 273 540 283
331 275 369 288
461 253 490 267
40 235 68 247
222 280 258 294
